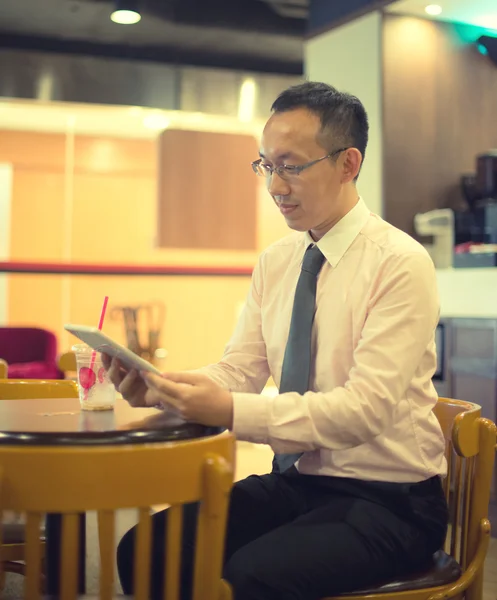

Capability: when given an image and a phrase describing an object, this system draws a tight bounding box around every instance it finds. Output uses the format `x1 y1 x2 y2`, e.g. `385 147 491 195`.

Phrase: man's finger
102 353 112 370
144 388 182 411
142 372 186 398
107 357 126 388
118 369 139 397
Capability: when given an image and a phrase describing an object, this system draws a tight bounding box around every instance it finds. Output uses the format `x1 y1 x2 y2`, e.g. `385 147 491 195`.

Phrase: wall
304 11 384 217
1 129 289 370
0 163 12 325
383 15 497 236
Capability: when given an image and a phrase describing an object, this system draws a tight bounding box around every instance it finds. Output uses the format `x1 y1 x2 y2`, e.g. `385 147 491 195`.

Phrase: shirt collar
304 197 371 268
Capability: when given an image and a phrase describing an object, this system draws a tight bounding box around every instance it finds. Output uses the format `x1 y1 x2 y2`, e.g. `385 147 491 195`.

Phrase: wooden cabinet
157 129 258 251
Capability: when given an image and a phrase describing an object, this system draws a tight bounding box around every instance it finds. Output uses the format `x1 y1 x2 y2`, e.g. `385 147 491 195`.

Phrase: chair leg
465 570 484 600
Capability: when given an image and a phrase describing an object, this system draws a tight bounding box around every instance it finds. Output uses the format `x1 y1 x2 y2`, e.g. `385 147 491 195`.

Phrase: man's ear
341 148 363 184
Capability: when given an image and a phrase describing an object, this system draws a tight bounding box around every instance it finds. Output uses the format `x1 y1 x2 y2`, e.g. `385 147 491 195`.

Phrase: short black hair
271 81 369 180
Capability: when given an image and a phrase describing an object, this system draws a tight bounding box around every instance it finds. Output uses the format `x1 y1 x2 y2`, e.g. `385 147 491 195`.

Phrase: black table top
0 396 223 445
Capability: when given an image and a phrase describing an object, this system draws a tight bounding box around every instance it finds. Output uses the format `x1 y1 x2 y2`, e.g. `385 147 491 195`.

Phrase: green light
453 23 497 44
478 43 489 55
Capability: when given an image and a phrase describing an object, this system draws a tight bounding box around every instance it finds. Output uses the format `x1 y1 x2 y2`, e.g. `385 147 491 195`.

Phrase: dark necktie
273 244 326 473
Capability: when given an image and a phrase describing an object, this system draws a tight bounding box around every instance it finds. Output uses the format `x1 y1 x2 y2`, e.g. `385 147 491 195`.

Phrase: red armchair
0 327 64 379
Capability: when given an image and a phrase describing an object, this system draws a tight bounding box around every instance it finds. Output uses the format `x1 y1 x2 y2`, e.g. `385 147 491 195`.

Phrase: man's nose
267 172 291 197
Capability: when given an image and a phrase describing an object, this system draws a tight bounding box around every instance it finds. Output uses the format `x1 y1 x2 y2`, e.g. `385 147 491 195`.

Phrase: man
105 81 448 600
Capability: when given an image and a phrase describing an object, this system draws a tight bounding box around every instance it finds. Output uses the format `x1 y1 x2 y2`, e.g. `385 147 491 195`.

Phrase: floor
3 442 497 598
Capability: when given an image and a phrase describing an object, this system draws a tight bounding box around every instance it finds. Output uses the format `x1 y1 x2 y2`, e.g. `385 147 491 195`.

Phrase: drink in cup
72 343 116 411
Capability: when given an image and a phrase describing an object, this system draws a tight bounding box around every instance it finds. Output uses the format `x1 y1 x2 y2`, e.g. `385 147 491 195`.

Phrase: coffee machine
456 150 497 247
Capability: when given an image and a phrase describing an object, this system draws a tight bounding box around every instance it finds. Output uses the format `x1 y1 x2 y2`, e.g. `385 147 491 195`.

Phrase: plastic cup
72 344 116 411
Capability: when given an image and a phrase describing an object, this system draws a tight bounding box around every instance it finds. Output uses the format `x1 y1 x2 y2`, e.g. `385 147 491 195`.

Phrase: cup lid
71 343 94 354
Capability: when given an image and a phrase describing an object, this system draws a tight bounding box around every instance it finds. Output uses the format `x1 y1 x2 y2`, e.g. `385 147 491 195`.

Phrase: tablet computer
64 324 161 375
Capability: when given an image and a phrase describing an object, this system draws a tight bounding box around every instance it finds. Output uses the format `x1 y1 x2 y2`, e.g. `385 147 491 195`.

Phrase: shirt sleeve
232 250 440 451
192 254 271 395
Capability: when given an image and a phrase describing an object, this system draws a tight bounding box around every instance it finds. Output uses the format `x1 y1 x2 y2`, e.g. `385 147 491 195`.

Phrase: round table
0 396 224 594
0 395 221 445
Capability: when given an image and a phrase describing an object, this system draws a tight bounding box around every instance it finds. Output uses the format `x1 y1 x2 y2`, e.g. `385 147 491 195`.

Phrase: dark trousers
117 469 448 600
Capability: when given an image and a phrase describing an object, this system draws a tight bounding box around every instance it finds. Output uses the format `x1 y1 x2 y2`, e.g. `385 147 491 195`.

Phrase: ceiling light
111 0 141 25
425 4 443 16
238 78 257 123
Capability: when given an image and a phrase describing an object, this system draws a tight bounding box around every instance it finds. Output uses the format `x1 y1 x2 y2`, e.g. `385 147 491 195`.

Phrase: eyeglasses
251 147 349 180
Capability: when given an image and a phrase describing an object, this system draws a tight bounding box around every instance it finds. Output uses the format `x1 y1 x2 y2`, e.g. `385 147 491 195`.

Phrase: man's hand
141 371 234 428
102 354 148 407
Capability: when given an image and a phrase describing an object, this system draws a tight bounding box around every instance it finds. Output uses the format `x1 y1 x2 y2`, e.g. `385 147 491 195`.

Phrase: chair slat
98 510 115 600
24 512 42 600
451 455 463 559
443 440 451 503
192 506 205 600
460 457 474 569
164 504 183 600
192 456 232 600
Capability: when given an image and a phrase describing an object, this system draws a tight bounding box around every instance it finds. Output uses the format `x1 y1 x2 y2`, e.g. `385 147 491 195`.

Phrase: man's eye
282 165 298 171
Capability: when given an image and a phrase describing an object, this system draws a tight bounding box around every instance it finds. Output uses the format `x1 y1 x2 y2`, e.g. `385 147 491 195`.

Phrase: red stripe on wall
0 261 254 277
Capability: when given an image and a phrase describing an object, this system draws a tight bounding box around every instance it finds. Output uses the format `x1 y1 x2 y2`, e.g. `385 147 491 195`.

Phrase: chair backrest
0 432 235 600
57 351 77 373
0 327 58 364
0 358 7 379
0 379 78 399
434 397 496 571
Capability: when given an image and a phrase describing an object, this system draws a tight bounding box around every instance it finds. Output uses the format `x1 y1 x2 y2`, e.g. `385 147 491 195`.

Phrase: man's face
259 108 350 239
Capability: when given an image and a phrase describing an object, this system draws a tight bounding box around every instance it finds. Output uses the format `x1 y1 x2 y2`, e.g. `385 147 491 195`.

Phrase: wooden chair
0 359 7 379
324 397 496 600
0 379 78 400
58 351 77 375
0 379 78 584
0 432 235 600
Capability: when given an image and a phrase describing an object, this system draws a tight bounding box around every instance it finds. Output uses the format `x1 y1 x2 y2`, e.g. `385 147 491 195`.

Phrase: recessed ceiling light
111 9 141 24
110 0 141 25
425 4 443 16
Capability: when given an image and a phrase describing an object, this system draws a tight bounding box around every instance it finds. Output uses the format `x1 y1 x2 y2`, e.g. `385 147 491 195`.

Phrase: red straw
84 296 109 400
97 296 109 331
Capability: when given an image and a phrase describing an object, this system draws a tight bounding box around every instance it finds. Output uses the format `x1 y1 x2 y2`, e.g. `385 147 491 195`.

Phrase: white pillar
60 117 75 350
305 12 384 217
0 163 13 325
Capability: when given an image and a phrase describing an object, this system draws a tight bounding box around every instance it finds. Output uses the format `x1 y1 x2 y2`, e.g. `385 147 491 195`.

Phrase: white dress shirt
199 198 447 483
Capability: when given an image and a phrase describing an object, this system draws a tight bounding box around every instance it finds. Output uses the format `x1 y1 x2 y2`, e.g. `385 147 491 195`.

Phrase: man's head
254 81 369 240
